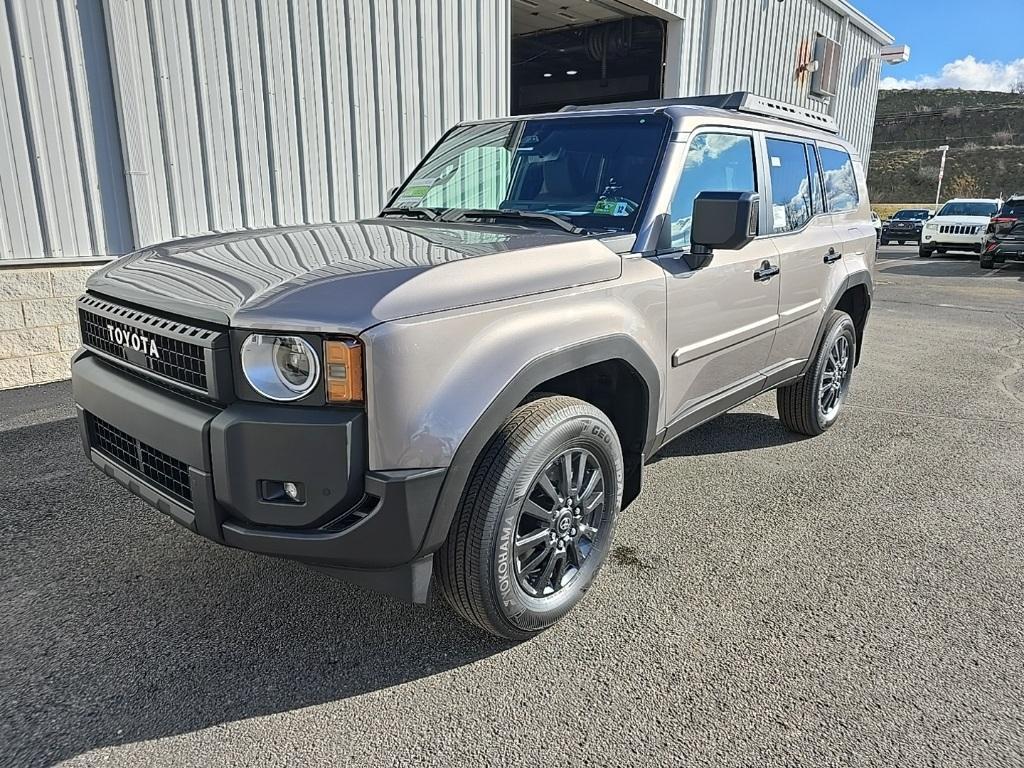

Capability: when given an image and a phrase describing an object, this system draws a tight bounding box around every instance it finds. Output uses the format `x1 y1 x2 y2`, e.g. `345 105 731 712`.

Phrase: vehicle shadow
0 416 510 768
651 411 805 461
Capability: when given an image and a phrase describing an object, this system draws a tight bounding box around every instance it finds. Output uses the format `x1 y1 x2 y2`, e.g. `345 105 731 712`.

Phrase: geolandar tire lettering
436 396 623 641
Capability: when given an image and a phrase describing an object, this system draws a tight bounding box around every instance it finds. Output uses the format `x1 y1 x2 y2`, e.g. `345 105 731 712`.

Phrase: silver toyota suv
71 93 874 639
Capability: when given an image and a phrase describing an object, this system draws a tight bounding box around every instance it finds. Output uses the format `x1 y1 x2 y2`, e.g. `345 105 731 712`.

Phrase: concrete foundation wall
0 265 98 389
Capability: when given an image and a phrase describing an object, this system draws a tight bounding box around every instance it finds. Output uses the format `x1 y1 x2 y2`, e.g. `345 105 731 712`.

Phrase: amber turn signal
324 339 364 403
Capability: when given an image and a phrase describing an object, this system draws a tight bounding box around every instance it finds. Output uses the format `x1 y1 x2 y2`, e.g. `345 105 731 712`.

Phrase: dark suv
880 208 931 245
981 195 1024 269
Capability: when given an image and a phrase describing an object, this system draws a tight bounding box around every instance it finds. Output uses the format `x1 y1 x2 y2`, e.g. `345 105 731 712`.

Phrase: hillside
868 89 1024 203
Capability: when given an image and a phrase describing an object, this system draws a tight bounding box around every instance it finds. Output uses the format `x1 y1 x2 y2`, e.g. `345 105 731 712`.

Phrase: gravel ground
1 247 1022 767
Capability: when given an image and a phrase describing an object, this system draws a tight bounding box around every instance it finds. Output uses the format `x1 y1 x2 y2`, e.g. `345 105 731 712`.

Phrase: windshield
893 209 930 220
390 115 669 233
937 202 999 217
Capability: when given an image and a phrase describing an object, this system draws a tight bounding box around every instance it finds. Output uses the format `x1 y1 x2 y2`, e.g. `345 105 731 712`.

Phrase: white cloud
880 56 1024 91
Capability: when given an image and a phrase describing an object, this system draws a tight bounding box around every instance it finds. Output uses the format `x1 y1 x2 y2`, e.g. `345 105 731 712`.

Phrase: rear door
763 135 846 377
819 143 875 284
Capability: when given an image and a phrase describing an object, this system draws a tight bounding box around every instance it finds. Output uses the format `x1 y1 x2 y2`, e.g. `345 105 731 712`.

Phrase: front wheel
777 311 856 437
918 246 932 258
898 240 906 246
436 396 623 640
980 256 995 269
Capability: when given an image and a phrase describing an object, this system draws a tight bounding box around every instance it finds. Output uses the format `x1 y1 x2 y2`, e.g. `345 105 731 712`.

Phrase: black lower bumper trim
73 353 448 603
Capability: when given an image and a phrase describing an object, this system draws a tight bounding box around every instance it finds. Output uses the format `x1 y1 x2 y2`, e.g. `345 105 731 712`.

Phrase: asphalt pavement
2 246 1022 767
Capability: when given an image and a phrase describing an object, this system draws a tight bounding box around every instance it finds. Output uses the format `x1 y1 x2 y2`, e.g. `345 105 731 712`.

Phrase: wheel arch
803 270 873 374
418 335 660 556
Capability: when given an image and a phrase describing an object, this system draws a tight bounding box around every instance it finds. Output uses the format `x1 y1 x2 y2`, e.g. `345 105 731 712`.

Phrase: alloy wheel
512 448 605 598
819 335 851 420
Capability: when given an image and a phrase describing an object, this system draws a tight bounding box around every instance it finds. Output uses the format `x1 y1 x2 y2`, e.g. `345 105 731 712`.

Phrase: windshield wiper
379 206 441 221
443 208 587 235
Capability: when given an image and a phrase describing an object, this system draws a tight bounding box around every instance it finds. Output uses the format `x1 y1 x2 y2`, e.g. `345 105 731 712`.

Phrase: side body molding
417 335 662 556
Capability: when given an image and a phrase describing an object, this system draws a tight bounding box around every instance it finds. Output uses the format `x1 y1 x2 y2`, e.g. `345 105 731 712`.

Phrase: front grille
939 224 981 235
88 413 193 506
78 296 225 398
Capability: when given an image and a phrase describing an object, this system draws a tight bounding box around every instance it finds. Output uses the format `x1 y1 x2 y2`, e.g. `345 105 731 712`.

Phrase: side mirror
688 191 759 268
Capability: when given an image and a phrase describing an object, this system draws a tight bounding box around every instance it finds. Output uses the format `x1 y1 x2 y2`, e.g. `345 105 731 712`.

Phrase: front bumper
921 231 983 251
881 226 921 242
984 238 1024 261
72 353 444 602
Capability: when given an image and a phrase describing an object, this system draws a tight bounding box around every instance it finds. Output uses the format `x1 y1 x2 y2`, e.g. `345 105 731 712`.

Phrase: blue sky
851 0 1024 90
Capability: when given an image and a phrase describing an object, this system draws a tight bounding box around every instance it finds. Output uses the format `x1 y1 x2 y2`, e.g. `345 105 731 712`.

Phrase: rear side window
766 138 812 233
819 146 860 212
669 133 757 249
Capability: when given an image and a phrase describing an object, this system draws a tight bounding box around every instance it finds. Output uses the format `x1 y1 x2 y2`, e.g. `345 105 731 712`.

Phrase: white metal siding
0 0 131 262
101 0 510 250
0 0 886 263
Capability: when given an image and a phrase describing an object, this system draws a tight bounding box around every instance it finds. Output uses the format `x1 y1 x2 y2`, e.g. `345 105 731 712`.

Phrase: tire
436 395 623 640
980 257 995 269
777 311 856 437
879 238 888 246
898 240 906 246
918 246 932 258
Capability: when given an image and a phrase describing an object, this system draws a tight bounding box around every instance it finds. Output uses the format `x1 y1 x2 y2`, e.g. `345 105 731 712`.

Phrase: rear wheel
777 311 856 437
436 396 623 640
980 256 995 269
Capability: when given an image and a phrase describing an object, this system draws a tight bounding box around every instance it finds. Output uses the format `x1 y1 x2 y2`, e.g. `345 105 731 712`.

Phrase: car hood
927 215 991 226
87 220 626 334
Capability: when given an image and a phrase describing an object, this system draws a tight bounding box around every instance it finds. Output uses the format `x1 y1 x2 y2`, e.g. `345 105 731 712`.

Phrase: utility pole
935 145 950 207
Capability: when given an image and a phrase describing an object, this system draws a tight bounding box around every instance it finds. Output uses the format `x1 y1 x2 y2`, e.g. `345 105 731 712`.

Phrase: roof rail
560 91 839 134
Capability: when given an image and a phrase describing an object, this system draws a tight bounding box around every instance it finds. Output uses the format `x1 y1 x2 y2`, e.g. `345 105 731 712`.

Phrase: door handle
753 261 780 282
823 247 842 264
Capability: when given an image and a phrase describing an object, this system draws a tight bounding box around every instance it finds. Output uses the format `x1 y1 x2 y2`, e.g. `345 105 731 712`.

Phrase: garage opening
511 0 668 115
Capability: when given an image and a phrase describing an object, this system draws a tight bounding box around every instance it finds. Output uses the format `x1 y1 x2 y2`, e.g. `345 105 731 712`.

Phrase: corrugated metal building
0 0 892 389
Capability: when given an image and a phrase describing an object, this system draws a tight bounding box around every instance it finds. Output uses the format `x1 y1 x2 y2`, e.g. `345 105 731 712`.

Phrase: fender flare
416 334 661 556
801 269 874 375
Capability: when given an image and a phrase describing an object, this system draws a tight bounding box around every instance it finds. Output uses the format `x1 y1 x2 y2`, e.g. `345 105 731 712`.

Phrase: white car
920 198 1001 258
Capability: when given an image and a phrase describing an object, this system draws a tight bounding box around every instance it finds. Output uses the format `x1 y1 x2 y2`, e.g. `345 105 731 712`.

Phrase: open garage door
511 0 667 114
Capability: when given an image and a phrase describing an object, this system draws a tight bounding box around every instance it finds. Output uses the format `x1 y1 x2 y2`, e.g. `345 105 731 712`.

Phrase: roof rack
559 91 839 134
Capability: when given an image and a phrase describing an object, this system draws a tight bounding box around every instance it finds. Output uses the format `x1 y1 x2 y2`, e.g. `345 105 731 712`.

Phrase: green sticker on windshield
594 198 631 216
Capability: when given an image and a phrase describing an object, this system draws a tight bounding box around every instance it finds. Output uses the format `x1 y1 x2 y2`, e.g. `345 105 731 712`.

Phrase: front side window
392 115 669 233
819 146 860 212
766 138 812 233
669 133 757 248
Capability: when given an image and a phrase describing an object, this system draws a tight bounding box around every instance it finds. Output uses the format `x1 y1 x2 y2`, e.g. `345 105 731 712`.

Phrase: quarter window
669 133 756 249
766 138 812 233
819 146 860 212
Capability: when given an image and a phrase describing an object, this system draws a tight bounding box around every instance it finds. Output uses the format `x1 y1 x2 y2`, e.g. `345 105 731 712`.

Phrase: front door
659 130 781 426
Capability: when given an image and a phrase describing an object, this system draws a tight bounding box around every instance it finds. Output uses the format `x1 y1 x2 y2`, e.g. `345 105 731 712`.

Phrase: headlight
241 334 320 401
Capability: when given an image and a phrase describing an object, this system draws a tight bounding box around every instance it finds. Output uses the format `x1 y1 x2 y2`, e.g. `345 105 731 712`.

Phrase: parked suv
71 93 874 639
880 208 931 245
980 194 1024 269
920 198 1001 257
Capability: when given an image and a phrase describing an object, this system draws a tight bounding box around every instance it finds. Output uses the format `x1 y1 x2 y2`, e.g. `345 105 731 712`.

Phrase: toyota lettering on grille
107 323 160 359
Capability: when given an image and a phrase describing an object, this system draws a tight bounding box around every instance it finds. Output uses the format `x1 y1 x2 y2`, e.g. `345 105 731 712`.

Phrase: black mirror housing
691 191 760 253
